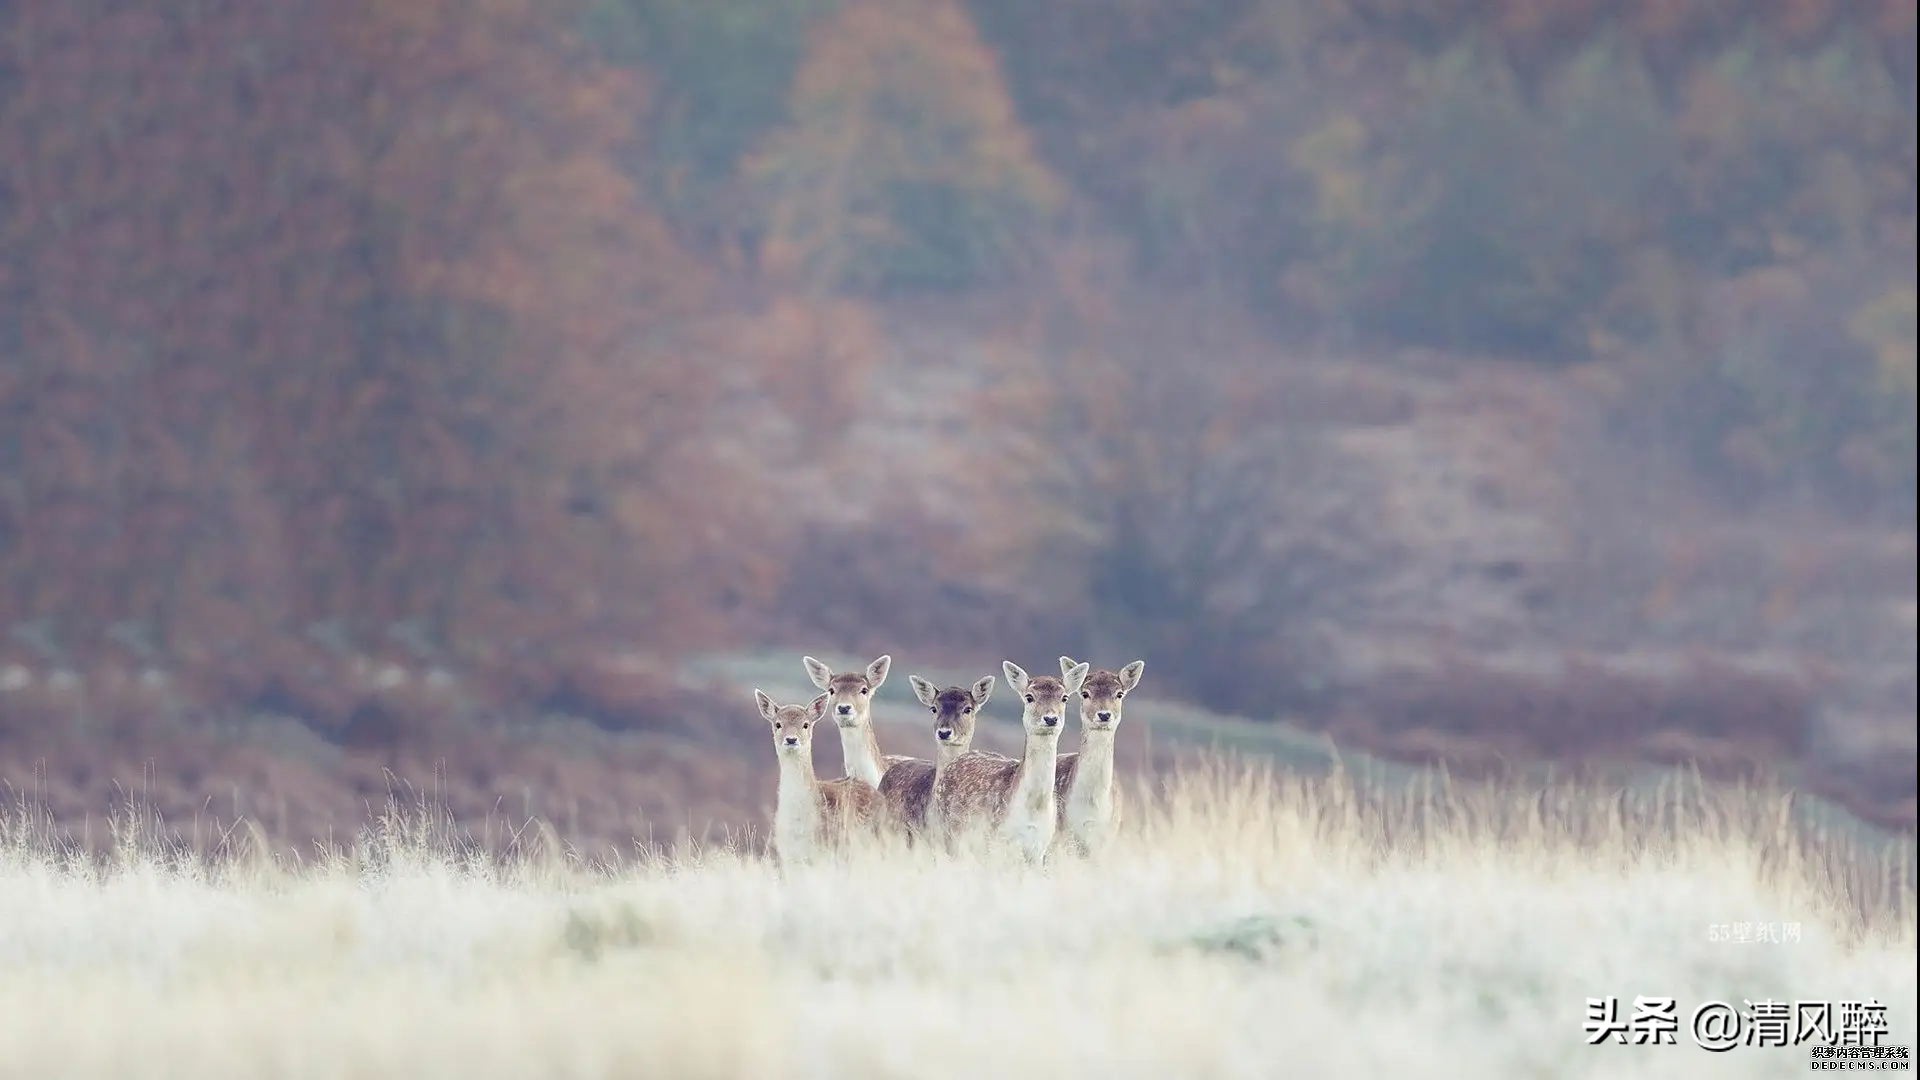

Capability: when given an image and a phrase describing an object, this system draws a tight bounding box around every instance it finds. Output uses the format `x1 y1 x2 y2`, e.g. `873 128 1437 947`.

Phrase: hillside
0 0 1911 862
3 308 1914 853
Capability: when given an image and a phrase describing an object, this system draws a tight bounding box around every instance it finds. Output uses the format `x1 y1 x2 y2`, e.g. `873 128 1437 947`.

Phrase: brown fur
932 750 1022 822
817 775 883 833
878 759 937 826
1052 755 1080 804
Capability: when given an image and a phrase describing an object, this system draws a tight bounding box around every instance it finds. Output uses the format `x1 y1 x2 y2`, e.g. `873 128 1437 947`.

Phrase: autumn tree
973 0 1915 514
583 0 838 258
0 0 826 727
749 0 1062 293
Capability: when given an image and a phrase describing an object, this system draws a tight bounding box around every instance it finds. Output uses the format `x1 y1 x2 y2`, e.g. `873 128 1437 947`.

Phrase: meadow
1 760 1912 1080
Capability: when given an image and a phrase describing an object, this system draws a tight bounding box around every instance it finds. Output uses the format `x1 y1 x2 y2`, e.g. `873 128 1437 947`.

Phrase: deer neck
1067 728 1117 810
775 750 821 849
925 742 966 837
1012 727 1061 814
930 740 970 802
933 740 969 780
835 713 887 788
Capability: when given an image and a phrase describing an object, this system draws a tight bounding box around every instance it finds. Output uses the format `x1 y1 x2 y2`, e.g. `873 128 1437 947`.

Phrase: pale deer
1052 656 1145 857
934 659 1089 864
754 688 882 864
880 673 995 836
802 654 906 789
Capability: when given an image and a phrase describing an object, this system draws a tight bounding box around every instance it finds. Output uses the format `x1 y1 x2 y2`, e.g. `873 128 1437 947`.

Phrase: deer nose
836 704 853 716
783 736 799 746
1097 711 1113 722
1042 714 1059 727
936 728 952 740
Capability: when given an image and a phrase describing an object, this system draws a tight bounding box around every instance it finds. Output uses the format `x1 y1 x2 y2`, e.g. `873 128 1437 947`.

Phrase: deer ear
1120 660 1145 692
865 654 891 689
1002 661 1029 693
754 689 779 722
1064 661 1091 694
909 675 939 708
807 692 830 720
1058 656 1078 680
970 674 995 706
802 656 833 690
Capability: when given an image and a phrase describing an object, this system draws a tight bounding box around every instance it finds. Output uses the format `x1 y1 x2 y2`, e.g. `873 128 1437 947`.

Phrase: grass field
1 761 1913 1080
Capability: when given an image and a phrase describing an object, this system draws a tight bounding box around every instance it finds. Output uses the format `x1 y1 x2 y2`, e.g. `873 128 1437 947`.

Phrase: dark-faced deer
882 673 995 837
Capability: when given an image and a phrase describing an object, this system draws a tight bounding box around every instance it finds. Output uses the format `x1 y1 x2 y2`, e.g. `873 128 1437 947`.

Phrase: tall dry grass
1 759 1912 1079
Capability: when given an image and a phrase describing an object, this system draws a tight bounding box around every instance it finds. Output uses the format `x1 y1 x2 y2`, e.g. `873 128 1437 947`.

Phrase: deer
754 688 883 864
881 673 996 837
1052 656 1145 858
802 654 906 790
933 659 1089 864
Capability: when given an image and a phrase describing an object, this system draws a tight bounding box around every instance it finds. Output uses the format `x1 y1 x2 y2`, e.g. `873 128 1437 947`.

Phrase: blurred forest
0 0 1914 844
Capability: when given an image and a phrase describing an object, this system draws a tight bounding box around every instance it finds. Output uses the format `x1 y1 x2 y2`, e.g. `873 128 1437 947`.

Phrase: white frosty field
1 762 1913 1080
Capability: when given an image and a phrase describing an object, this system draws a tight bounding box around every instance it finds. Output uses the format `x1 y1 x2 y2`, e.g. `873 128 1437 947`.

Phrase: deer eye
1116 690 1125 698
1081 690 1090 698
801 721 812 729
962 706 972 714
1024 694 1034 703
859 688 869 695
930 705 938 713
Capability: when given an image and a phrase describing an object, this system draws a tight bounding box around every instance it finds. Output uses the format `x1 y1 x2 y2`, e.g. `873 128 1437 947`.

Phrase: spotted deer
934 659 1089 864
879 673 995 836
754 689 883 864
803 654 907 790
1052 656 1144 857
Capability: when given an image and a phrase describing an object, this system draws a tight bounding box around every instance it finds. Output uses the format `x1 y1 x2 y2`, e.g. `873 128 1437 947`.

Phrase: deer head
755 688 830 757
803 654 891 728
1061 656 1144 732
1004 659 1086 738
908 672 995 755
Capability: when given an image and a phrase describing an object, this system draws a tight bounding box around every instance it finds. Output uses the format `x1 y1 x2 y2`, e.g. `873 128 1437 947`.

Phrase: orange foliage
0 0 805 725
751 0 1061 291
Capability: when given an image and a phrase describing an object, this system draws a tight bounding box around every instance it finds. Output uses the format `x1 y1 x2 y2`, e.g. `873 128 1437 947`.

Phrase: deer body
886 673 995 836
1052 657 1144 858
756 689 881 864
934 660 1088 864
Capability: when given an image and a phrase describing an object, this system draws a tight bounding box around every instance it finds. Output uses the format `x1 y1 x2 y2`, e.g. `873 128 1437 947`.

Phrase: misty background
0 0 1913 849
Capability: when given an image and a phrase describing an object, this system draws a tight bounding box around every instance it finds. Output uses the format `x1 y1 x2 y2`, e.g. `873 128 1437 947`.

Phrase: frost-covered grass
1 762 1913 1079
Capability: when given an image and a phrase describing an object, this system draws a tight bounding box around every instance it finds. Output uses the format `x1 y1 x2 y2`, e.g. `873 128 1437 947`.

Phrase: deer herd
752 654 1145 866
